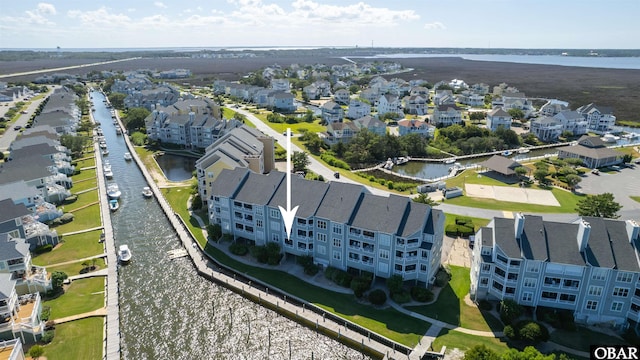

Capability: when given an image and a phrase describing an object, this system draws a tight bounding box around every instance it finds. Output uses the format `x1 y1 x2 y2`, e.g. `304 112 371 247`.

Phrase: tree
533 168 549 184
413 193 439 207
499 299 523 325
51 271 68 293
107 92 126 109
623 154 633 163
348 84 360 94
565 174 582 190
291 151 310 172
463 344 499 360
507 108 525 119
233 112 247 123
29 345 45 360
514 166 528 178
576 193 622 218
123 107 150 132
386 275 404 295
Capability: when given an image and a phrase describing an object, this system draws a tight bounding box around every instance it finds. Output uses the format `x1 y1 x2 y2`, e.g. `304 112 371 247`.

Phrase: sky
1 0 639 50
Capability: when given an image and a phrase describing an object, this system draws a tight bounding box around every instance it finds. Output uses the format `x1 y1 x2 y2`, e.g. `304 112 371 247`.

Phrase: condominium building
470 213 640 328
208 168 445 285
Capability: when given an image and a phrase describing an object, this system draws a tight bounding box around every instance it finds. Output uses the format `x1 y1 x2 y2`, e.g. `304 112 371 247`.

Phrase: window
492 281 503 291
395 264 403 272
333 251 341 260
481 264 491 272
245 226 253 233
585 300 598 311
588 286 602 296
298 229 307 237
363 230 375 239
234 201 241 207
591 268 607 281
333 238 341 247
332 224 342 235
235 223 244 230
544 277 560 287
611 302 624 312
505 287 515 294
234 211 242 219
526 262 539 273
481 247 491 256
523 278 536 288
317 233 327 242
269 209 280 219
298 242 307 250
349 252 360 261
297 218 307 225
507 273 518 281
510 260 521 267
542 291 558 300
617 272 634 283
613 287 629 297
256 219 263 228
522 292 533 302
272 234 280 243
632 303 640 313
559 294 576 303
563 279 580 288
317 220 327 229
480 278 489 287
379 249 389 260
406 264 416 272
494 267 506 278
496 254 508 264
420 264 427 272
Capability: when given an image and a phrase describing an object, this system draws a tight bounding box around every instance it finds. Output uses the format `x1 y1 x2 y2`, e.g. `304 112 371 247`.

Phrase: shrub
350 276 372 298
51 271 68 293
435 267 451 287
386 275 404 294
62 195 78 204
455 217 473 225
297 256 319 276
410 286 434 302
500 299 523 325
478 299 493 311
29 345 44 359
59 213 74 224
511 320 550 344
320 153 350 170
503 325 516 339
34 244 53 254
391 290 412 304
325 267 352 287
41 330 55 344
41 307 51 322
191 194 202 210
265 242 282 265
445 224 459 236
206 223 222 240
229 242 248 256
368 289 387 305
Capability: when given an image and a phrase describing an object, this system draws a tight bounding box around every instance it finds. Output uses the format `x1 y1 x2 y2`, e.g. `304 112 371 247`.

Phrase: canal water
91 91 369 360
155 153 197 181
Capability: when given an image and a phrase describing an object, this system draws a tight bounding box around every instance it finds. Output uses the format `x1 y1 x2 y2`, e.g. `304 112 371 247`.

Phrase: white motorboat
118 245 132 264
99 141 107 149
109 199 119 211
123 152 132 161
601 133 620 143
444 158 456 164
517 148 530 154
116 127 122 135
104 168 113 179
142 187 153 198
102 149 109 156
107 183 121 199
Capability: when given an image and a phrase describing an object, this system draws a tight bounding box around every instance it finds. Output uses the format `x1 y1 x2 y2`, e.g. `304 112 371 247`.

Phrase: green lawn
73 167 97 182
71 178 98 193
134 146 165 181
54 205 101 233
161 186 207 247
222 107 256 128
42 317 103 360
45 277 105 319
550 327 628 352
432 328 509 354
74 157 96 169
444 213 490 233
631 196 640 203
66 190 99 211
33 229 104 266
47 258 106 276
407 266 503 332
204 244 429 347
250 112 327 134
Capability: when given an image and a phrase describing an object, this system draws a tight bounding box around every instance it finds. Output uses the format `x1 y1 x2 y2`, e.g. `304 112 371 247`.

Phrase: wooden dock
167 248 188 259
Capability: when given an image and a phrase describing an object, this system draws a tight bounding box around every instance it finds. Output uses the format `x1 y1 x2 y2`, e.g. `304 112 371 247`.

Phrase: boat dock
167 248 188 259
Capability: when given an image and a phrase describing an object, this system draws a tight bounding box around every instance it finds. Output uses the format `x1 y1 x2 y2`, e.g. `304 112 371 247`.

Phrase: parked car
591 169 600 175
334 172 340 179
14 125 22 131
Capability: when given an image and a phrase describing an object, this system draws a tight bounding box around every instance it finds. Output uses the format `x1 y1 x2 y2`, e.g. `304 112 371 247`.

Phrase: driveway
576 165 640 213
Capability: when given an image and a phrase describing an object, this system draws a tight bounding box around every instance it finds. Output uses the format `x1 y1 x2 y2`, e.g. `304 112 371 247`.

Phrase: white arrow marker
278 128 299 240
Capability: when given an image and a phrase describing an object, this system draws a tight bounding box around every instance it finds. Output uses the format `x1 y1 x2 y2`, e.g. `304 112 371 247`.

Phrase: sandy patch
465 184 560 206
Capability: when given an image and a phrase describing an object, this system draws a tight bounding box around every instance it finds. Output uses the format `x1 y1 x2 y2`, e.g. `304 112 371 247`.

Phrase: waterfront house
269 92 296 112
346 100 371 120
397 119 433 137
270 79 290 92
0 273 45 344
196 126 275 209
124 86 180 110
320 101 344 123
352 115 386 137
486 108 513 131
402 95 428 116
539 99 570 117
479 155 522 178
553 110 588 136
209 168 445 287
0 234 51 295
0 181 62 223
470 213 640 329
576 103 616 133
323 121 359 145
0 198 59 251
433 90 455 106
409 86 430 98
0 338 25 360
377 94 403 118
0 157 72 203
333 89 351 105
556 135 623 169
456 91 485 107
432 105 463 127
359 88 379 106
530 116 563 142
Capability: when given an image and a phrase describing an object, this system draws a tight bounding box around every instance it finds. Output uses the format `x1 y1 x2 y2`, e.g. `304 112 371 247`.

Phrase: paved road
0 85 56 152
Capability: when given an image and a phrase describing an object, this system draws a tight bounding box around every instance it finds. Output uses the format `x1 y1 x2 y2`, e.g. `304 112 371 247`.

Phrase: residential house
9 144 74 176
195 126 275 210
448 79 468 91
353 115 386 137
553 110 588 136
0 273 45 344
470 213 640 329
346 100 371 120
0 338 25 360
470 83 490 95
377 95 403 117
557 135 623 169
303 84 321 100
323 121 359 145
321 101 344 123
486 108 513 131
456 91 485 107
576 103 616 133
0 182 62 223
0 199 58 251
269 92 296 112
539 99 570 117
153 69 191 79
333 89 351 105
530 117 563 142
432 105 463 127
30 110 78 135
359 88 379 106
398 119 433 137
124 86 180 110
209 167 445 286
0 234 51 295
0 157 72 203
433 90 455 106
493 92 535 118
402 95 428 116
409 86 430 98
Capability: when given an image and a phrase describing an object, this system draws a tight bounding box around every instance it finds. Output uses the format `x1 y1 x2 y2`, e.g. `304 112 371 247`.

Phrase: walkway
52 307 107 325
61 226 104 237
47 253 107 268
68 268 108 281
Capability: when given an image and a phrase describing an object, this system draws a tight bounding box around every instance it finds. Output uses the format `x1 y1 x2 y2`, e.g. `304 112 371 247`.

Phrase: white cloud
37 3 57 15
67 7 131 27
424 21 445 30
154 2 168 9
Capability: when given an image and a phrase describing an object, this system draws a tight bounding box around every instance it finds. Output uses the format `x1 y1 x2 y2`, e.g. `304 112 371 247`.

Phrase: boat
123 152 132 161
501 150 513 157
109 199 119 211
116 127 122 135
107 183 121 199
444 158 456 164
395 156 410 165
102 149 109 156
118 245 132 264
601 133 620 143
104 162 113 178
99 141 107 149
142 186 153 198
517 148 530 154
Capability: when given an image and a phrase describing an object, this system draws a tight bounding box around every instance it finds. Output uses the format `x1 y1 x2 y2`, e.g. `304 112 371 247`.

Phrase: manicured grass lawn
74 157 96 169
73 167 97 182
550 327 628 352
71 177 98 193
161 186 207 247
33 229 104 266
407 266 503 332
66 189 99 211
444 213 490 233
222 107 256 128
134 146 165 179
45 277 105 319
55 205 101 233
47 258 106 276
631 196 640 203
42 317 103 360
432 328 509 354
251 112 327 134
204 243 429 347
446 170 515 188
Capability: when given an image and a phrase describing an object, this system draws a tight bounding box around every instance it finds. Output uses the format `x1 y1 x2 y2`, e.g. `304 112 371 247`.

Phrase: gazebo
479 155 523 178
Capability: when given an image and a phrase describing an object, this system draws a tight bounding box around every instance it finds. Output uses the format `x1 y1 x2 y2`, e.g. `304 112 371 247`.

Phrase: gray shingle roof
315 181 363 223
0 156 54 185
480 155 522 176
0 198 30 223
0 273 17 300
212 167 250 198
349 194 408 235
0 233 30 261
268 176 329 219
234 171 284 205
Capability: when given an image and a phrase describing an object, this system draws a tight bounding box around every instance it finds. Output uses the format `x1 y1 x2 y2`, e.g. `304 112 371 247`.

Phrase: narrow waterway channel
91 91 370 359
